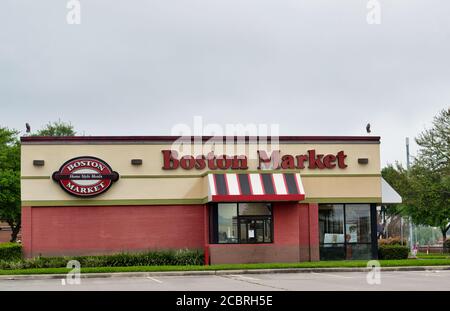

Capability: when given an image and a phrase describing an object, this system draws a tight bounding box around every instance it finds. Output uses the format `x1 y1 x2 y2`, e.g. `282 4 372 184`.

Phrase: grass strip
416 253 450 259
1 259 450 275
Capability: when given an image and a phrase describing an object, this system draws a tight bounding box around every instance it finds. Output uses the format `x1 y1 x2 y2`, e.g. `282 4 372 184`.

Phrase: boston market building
20 136 399 264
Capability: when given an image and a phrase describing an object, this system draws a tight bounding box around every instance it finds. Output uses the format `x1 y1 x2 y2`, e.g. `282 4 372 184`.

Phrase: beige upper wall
21 141 381 204
22 143 380 176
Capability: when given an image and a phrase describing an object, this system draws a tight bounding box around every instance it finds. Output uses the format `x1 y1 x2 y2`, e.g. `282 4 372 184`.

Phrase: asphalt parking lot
0 270 449 291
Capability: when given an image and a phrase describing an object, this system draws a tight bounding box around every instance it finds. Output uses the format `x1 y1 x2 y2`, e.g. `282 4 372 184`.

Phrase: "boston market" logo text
162 150 347 170
52 156 119 197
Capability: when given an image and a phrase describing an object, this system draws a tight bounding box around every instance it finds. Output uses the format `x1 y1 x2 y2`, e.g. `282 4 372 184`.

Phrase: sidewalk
1 265 449 280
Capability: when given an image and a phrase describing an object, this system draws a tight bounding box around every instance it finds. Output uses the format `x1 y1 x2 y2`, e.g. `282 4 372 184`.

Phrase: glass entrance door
239 217 272 243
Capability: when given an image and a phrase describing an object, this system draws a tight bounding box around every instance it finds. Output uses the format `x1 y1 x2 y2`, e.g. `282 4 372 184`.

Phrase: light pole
406 137 414 252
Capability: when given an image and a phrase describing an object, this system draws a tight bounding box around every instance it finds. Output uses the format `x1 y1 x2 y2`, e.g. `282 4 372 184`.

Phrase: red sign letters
162 150 347 170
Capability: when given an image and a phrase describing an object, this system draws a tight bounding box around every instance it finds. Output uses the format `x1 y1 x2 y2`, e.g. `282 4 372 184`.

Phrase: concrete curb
0 265 449 280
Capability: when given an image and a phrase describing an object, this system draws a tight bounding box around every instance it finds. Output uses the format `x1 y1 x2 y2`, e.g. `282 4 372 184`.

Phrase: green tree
0 121 78 242
33 120 76 136
381 163 413 244
415 108 450 173
408 162 450 239
0 127 21 242
414 108 450 239
382 163 411 217
383 108 450 241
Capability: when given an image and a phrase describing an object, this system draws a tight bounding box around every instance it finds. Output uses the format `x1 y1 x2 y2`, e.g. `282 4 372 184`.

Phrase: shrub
378 245 409 260
0 248 204 270
378 238 407 246
378 239 388 246
0 243 22 262
174 248 204 265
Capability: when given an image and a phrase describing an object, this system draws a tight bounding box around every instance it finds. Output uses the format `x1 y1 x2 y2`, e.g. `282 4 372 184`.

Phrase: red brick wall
208 244 300 264
0 230 11 243
273 202 300 246
209 203 320 264
298 203 311 261
0 221 22 243
22 203 320 262
308 203 320 261
22 205 205 257
22 207 32 254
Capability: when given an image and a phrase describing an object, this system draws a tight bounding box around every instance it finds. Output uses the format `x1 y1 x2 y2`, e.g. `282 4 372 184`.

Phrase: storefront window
347 244 373 260
217 203 238 243
212 203 273 244
345 204 371 244
319 204 344 244
319 204 373 260
238 203 272 216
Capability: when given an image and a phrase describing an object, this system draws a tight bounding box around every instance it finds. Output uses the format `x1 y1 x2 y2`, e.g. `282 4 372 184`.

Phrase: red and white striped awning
207 173 305 202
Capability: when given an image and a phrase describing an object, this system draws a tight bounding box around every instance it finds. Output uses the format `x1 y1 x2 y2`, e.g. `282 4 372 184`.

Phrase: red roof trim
21 136 380 143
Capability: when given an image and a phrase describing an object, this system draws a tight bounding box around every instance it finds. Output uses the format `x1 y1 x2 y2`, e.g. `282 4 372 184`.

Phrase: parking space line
311 272 354 279
229 275 260 281
377 271 450 282
146 276 162 283
220 274 288 291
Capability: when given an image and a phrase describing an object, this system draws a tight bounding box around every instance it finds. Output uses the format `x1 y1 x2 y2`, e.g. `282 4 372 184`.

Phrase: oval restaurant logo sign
52 156 119 197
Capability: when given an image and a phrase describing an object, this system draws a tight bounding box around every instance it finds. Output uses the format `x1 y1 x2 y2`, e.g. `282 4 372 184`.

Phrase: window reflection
319 204 344 244
216 203 272 244
319 204 373 260
218 203 238 243
238 203 272 216
345 204 371 243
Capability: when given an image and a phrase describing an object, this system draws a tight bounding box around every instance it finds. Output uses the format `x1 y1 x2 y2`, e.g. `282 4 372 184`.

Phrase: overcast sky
1 0 449 167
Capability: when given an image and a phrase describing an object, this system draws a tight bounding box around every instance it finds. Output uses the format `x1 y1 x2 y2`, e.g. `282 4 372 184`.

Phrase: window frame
210 202 274 244
318 203 377 260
